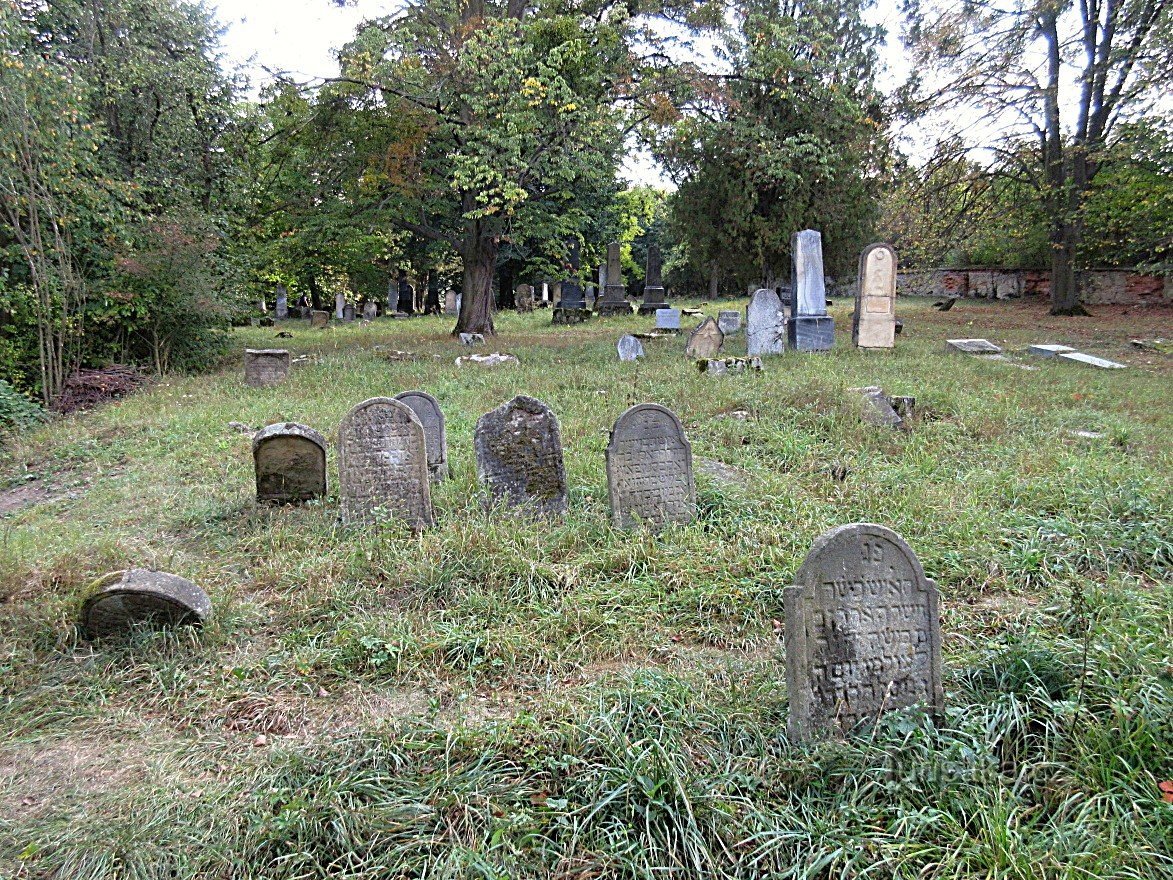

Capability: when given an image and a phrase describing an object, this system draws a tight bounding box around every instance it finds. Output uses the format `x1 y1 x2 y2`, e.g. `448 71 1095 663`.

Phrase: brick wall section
896 269 1169 304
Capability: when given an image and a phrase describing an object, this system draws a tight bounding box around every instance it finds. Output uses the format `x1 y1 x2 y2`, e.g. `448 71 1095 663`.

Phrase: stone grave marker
309 310 329 329
789 230 835 351
335 293 346 320
597 241 632 315
460 332 485 346
444 289 458 315
1057 351 1127 369
252 422 327 503
655 308 681 332
397 270 415 314
617 335 645 361
80 569 212 640
244 349 291 388
1027 343 1075 358
474 395 568 516
343 303 356 322
785 523 944 742
363 301 377 321
945 338 1002 355
516 284 534 312
394 390 449 482
606 403 695 529
685 316 724 359
338 397 433 528
717 310 742 335
747 288 786 355
853 243 898 349
638 245 669 314
275 286 288 320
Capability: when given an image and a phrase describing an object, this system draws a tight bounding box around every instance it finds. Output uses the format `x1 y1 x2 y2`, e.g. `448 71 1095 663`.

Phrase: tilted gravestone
785 523 943 742
617 335 645 361
746 288 785 355
394 390 449 482
853 243 898 349
338 397 433 528
309 310 329 329
252 422 327 503
789 230 835 351
80 569 212 640
685 316 724 359
474 395 568 516
244 349 291 388
606 403 695 529
717 310 742 335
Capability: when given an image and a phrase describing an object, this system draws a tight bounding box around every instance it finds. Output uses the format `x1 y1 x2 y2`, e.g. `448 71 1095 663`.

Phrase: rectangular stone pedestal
788 315 835 351
552 307 592 325
597 300 634 316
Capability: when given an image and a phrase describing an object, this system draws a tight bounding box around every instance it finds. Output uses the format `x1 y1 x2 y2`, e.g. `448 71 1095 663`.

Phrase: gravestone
597 241 632 315
460 332 485 346
397 269 415 314
444 289 458 315
638 245 669 314
394 390 448 482
424 276 441 315
252 422 327 503
785 523 944 742
338 397 433 528
717 310 742 335
606 403 695 529
617 335 645 361
746 288 786 355
654 308 682 332
1027 343 1076 357
945 338 1002 355
853 243 897 349
310 309 329 329
343 303 356 322
275 286 288 320
516 283 534 312
335 293 346 320
1057 351 1127 369
685 316 724 359
363 301 377 321
80 569 212 640
553 239 592 323
474 395 568 516
857 390 903 428
244 349 291 388
788 230 835 351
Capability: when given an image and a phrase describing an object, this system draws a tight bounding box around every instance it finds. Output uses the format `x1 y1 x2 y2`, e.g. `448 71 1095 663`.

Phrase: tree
903 0 1173 314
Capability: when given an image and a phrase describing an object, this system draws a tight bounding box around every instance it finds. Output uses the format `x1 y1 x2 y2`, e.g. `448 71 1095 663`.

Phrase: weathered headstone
685 316 724 359
617 335 645 361
606 403 695 529
363 301 377 321
857 390 903 427
637 244 669 314
597 241 632 315
343 303 356 322
516 284 534 312
397 269 415 314
310 309 329 329
474 395 568 516
788 230 835 351
460 332 485 346
746 288 786 355
80 569 212 640
1027 343 1075 358
394 390 448 482
444 289 458 315
785 523 944 742
655 308 681 332
338 397 433 528
274 286 288 320
717 310 742 335
252 422 327 503
945 338 1002 355
853 243 897 349
335 293 346 320
244 349 291 388
424 276 441 315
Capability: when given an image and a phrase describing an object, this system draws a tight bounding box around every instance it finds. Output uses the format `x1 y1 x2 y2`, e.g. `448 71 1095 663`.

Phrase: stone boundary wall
896 269 1169 305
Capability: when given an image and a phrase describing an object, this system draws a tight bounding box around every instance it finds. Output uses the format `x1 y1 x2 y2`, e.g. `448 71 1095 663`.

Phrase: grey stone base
638 302 670 315
788 315 835 351
597 301 634 316
552 308 592 325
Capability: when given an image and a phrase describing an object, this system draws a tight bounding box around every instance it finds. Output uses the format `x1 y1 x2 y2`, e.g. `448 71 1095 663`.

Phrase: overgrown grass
1 298 1170 878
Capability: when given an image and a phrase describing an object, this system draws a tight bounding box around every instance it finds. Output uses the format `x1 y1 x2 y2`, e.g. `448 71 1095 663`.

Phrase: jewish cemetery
0 0 1170 877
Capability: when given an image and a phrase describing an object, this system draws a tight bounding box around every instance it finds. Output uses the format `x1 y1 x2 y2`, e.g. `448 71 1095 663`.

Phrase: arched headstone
309 310 329 329
244 349 291 388
785 523 943 742
474 395 567 516
252 422 327 503
394 390 448 482
606 404 695 529
338 397 433 528
80 569 212 640
853 243 897 349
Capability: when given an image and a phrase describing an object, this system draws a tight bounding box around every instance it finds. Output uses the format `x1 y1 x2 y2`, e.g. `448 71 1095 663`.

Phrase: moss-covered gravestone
474 395 567 516
252 422 327 503
80 569 211 640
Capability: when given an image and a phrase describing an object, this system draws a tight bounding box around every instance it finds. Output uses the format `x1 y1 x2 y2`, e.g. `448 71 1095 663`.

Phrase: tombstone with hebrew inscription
784 523 943 742
338 397 433 528
606 404 695 529
394 390 448 482
474 395 567 516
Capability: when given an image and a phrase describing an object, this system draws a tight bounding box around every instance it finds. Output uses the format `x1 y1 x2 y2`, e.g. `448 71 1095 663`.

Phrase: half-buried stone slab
80 569 212 640
945 338 1002 355
252 422 327 503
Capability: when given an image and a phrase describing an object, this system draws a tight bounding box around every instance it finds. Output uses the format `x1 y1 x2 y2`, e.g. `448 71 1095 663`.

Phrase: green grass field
1 297 1170 879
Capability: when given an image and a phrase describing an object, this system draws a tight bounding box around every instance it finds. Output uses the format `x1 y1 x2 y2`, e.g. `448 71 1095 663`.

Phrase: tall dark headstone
474 395 568 516
788 230 835 351
637 244 669 314
553 239 590 324
252 422 327 503
597 242 632 315
425 275 441 315
785 523 944 742
397 269 415 314
606 404 695 529
338 397 433 528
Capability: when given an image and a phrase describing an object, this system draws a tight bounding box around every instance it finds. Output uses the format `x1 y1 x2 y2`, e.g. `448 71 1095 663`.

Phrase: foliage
0 378 45 433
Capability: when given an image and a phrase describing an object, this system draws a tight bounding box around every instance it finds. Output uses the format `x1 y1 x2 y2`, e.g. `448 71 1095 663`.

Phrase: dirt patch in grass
0 481 52 514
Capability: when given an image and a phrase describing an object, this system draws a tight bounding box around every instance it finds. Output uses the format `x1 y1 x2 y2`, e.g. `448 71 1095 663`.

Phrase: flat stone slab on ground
81 569 212 640
699 357 763 375
1057 351 1127 369
1027 344 1077 357
455 352 519 367
945 338 1002 354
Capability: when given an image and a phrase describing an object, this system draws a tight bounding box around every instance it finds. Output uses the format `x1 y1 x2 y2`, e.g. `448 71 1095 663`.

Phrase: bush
0 379 45 432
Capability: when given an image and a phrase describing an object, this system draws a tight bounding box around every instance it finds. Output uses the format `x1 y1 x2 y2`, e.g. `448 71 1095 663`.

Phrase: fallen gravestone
338 397 433 528
655 308 682 333
309 310 329 329
853 243 898 349
244 349 291 388
606 403 695 529
617 335 645 361
685 317 724 359
460 333 485 346
785 523 944 742
1057 351 1127 369
856 390 903 427
746 288 785 355
789 230 835 351
394 390 449 482
474 395 568 516
945 338 1002 355
699 357 763 375
80 569 212 640
455 352 519 367
717 310 742 336
252 422 327 503
1027 343 1076 358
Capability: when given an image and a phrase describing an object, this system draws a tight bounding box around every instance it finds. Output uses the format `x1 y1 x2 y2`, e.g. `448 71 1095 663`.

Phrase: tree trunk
307 274 323 311
1048 223 1087 315
456 221 497 335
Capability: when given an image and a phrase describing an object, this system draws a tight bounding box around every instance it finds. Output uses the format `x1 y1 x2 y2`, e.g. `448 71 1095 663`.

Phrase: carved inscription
338 398 433 528
394 391 448 482
606 404 695 529
853 243 897 349
785 523 942 741
474 395 567 516
244 349 291 388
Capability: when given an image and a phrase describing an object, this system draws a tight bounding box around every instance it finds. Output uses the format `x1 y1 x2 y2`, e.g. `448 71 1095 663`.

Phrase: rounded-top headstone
617 335 645 361
784 523 943 742
853 243 898 349
338 397 433 528
80 569 212 640
252 422 327 503
474 395 568 516
606 403 695 529
394 390 448 482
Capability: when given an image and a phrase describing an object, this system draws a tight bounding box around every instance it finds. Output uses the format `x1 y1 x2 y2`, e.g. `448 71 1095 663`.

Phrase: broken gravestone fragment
80 569 212 640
